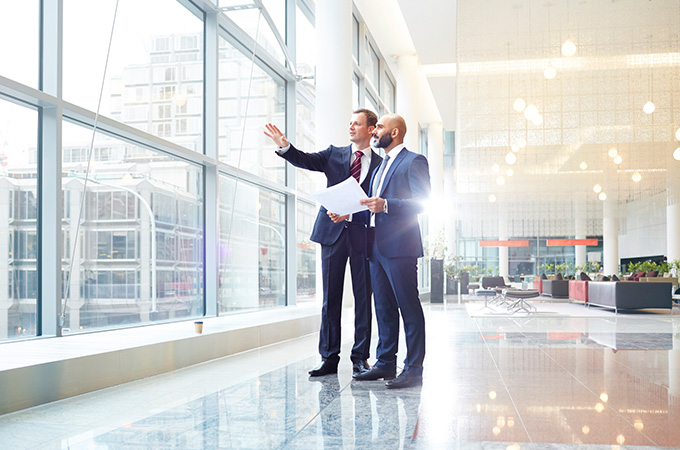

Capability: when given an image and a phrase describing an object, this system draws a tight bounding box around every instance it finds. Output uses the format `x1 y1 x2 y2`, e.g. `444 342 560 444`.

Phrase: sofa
587 281 672 314
542 274 569 298
568 280 589 303
481 276 511 290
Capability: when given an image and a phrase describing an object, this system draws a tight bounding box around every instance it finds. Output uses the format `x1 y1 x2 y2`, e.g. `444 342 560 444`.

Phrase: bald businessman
353 113 431 389
264 109 382 377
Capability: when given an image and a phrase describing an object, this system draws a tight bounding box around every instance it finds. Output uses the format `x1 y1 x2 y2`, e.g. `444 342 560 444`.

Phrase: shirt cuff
276 144 291 155
347 213 353 222
384 200 388 214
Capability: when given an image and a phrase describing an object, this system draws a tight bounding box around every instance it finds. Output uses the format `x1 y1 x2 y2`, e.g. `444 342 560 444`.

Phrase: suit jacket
370 148 430 258
278 144 383 246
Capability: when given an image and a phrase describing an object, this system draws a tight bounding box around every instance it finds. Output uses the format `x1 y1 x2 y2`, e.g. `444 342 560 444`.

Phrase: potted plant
444 255 463 295
670 259 680 277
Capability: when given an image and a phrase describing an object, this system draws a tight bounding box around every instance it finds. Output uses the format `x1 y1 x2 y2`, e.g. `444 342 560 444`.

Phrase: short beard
372 133 393 149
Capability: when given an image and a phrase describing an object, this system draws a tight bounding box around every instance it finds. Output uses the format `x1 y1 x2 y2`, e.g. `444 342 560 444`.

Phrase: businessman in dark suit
353 113 430 389
264 109 382 377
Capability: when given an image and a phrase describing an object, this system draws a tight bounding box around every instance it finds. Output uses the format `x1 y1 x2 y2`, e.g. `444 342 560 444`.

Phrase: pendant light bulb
561 39 577 57
643 101 655 114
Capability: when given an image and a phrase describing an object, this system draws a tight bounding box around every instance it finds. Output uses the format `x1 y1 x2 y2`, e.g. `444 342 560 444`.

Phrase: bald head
372 113 407 152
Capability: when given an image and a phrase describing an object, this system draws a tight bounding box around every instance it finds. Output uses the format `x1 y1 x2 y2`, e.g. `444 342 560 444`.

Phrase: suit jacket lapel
378 149 408 196
342 145 352 178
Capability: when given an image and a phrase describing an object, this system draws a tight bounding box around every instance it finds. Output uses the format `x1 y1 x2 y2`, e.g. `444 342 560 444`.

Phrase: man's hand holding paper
312 176 369 217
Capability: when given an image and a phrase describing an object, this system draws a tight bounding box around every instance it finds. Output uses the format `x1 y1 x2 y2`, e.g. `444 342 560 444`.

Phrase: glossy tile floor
1 299 679 449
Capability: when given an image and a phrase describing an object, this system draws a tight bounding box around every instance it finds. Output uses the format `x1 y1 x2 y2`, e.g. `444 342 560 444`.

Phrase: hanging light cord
61 0 120 327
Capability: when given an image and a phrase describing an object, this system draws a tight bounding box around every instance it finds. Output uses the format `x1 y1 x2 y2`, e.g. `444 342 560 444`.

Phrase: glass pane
0 97 38 341
62 121 204 333
63 0 204 152
295 92 324 194
353 74 360 111
218 175 285 313
223 8 285 65
218 36 286 184
0 2 39 89
296 200 316 303
365 40 380 89
296 5 316 77
382 76 395 112
352 15 360 63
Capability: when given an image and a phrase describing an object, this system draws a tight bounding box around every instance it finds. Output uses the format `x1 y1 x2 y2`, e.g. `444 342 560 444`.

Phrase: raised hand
264 123 290 148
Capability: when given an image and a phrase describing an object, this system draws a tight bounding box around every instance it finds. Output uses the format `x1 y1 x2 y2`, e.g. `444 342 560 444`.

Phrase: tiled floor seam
473 316 533 444
537 342 660 448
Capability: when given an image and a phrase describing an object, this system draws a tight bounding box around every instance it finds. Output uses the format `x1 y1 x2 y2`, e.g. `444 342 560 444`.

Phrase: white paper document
312 177 369 216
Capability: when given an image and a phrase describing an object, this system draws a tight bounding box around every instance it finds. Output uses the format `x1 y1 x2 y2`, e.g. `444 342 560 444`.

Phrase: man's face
348 113 374 146
371 119 393 149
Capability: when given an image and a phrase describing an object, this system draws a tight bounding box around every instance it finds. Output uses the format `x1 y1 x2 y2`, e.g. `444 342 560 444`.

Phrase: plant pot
430 259 444 303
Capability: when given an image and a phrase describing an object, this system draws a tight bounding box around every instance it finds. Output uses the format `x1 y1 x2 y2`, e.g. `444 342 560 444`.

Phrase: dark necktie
350 150 363 183
371 154 390 197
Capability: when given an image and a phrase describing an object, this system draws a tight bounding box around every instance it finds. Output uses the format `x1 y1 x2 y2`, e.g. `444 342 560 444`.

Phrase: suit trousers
319 224 372 364
369 238 425 375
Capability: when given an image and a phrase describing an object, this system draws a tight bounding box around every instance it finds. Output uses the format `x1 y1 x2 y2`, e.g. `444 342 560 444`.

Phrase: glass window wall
63 0 204 152
0 97 38 340
61 121 204 333
218 175 286 312
218 36 286 184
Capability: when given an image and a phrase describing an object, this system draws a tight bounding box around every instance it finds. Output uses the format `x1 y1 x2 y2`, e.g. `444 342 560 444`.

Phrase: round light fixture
544 64 557 79
496 176 505 185
524 105 539 121
598 192 607 201
674 147 680 161
511 144 519 152
506 168 514 176
561 39 577 57
614 155 623 164
513 98 526 112
632 172 642 182
634 419 644 432
532 114 543 126
675 127 680 141
643 101 655 114
579 161 588 170
593 184 602 193
488 194 497 203
582 425 590 435
505 152 517 165
492 163 500 173
608 147 618 158
517 138 527 148
616 435 625 445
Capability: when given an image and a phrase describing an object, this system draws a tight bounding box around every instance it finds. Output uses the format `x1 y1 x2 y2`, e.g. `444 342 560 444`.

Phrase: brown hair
353 108 378 128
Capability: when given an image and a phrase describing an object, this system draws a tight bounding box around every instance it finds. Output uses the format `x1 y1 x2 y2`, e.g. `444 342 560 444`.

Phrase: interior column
574 194 587 269
603 196 619 276
396 54 419 152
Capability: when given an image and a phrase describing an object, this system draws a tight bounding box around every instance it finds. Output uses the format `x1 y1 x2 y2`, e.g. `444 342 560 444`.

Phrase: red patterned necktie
350 150 363 183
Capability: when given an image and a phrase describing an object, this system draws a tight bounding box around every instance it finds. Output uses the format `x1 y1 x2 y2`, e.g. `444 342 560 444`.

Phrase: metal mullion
284 0 297 305
39 0 63 337
218 13 295 84
204 9 219 317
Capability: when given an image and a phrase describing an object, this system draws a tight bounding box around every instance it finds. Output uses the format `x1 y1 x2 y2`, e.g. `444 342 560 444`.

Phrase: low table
503 289 540 314
475 289 496 311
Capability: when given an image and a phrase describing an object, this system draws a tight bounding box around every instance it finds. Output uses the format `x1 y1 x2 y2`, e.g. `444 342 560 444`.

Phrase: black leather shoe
352 366 395 381
308 360 338 377
385 371 422 389
352 359 371 374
